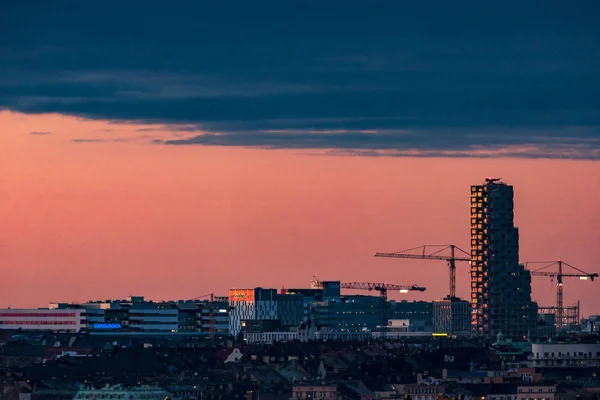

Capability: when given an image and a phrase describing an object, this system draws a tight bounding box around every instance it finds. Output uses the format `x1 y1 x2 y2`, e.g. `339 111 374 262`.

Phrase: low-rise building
290 384 341 400
517 385 557 400
403 384 447 400
581 315 600 333
529 343 600 368
0 309 86 332
0 344 45 367
73 384 173 400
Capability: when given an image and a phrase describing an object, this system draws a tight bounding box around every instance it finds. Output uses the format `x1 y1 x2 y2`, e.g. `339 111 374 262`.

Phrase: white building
73 384 173 400
0 308 86 332
529 343 600 368
244 329 373 344
517 385 557 400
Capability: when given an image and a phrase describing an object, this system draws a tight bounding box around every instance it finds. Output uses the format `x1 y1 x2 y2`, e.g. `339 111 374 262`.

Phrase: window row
0 320 76 325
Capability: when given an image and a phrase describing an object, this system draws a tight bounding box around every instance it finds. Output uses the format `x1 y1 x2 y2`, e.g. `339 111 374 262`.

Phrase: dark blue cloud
1 1 599 158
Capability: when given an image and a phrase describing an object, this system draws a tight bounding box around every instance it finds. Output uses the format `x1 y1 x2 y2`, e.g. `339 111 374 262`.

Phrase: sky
1 2 599 315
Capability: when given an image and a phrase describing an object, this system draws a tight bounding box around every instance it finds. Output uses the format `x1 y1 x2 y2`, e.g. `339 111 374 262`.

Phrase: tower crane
341 282 426 301
312 280 425 301
375 244 470 298
524 260 598 328
312 280 426 331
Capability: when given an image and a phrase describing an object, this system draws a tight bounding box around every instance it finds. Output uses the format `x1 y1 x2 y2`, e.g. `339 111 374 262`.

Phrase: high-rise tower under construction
470 178 537 339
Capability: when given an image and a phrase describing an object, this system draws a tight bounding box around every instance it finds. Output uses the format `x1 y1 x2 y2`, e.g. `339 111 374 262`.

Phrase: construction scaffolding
538 301 580 329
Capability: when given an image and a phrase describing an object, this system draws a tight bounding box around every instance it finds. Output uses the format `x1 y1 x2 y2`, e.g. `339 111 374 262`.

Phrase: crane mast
375 244 470 298
524 260 597 328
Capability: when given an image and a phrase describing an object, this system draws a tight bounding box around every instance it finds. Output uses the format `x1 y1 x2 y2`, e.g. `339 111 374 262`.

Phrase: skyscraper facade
470 178 537 339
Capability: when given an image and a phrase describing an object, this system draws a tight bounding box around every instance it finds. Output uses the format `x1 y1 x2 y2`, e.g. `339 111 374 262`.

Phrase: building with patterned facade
470 178 537 339
229 288 279 336
433 297 471 336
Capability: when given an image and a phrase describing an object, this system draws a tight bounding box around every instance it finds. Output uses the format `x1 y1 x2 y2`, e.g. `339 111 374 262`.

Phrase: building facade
311 295 384 332
516 385 557 400
229 288 278 336
280 288 323 325
0 309 86 332
73 384 173 400
470 178 537 339
581 314 600 333
276 294 304 327
433 298 471 335
529 343 600 368
13 296 231 335
390 300 433 322
128 306 179 332
290 384 341 400
198 301 229 335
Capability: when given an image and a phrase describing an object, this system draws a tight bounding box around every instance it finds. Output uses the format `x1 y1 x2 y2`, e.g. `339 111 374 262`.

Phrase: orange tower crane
375 244 470 298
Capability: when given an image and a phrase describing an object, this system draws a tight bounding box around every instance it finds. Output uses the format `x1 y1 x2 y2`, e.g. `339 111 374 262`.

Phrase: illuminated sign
93 323 122 329
229 289 255 302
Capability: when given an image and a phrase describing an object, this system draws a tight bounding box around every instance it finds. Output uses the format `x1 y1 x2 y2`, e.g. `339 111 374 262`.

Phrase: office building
318 280 342 302
277 293 304 327
470 178 537 339
311 295 384 332
433 298 471 335
78 296 179 332
198 301 230 335
280 288 323 325
390 300 433 321
128 305 179 332
229 288 278 336
284 280 341 326
0 308 87 332
6 296 231 335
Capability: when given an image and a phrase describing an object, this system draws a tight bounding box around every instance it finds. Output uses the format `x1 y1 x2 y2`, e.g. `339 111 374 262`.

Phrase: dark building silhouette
470 178 537 339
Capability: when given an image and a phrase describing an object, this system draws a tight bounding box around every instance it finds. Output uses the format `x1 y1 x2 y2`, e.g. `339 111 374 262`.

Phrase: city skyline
2 3 599 318
2 110 599 316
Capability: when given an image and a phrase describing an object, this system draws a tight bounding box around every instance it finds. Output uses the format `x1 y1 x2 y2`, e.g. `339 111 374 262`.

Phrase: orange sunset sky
2 110 599 316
